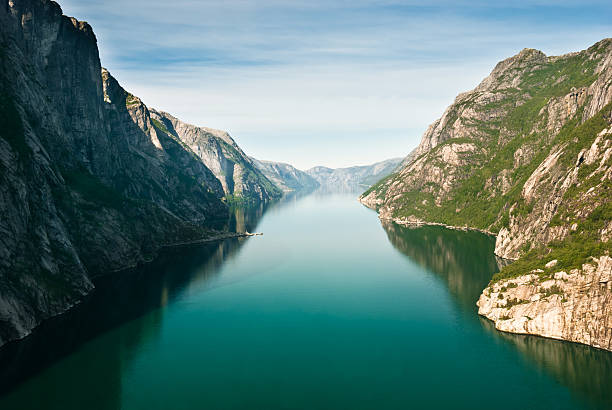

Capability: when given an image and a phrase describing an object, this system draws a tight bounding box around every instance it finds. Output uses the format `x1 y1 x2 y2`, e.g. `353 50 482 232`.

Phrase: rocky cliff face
307 158 402 193
250 158 319 193
0 0 240 346
361 39 612 350
478 256 612 351
150 110 281 202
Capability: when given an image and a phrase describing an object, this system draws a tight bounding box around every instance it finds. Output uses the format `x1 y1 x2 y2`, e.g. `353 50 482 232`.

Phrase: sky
59 1 612 170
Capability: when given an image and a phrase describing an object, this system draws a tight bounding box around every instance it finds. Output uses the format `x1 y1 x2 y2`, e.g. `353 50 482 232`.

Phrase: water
0 193 611 409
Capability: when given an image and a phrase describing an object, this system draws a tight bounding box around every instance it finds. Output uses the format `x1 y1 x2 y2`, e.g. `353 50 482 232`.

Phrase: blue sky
60 0 611 169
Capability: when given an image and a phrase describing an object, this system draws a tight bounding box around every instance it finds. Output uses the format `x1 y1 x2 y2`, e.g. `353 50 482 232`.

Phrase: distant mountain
150 110 282 203
306 158 403 192
250 158 319 193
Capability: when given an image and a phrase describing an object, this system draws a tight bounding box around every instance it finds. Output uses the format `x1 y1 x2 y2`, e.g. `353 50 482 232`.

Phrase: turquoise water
0 193 611 409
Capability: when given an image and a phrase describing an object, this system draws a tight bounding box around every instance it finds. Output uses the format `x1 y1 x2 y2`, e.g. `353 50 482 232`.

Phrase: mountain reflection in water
0 204 266 397
380 220 501 310
381 219 612 408
1 194 611 410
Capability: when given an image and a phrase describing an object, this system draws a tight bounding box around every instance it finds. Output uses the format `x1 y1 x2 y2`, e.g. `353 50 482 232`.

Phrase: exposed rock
545 259 559 269
478 256 612 351
361 41 612 255
0 0 267 347
361 39 612 349
149 110 282 202
250 158 319 193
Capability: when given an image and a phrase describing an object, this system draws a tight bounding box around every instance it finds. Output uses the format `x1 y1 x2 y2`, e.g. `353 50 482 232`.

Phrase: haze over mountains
306 158 403 193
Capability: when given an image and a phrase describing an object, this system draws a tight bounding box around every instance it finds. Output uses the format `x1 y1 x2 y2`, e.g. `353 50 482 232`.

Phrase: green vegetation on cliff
363 39 612 281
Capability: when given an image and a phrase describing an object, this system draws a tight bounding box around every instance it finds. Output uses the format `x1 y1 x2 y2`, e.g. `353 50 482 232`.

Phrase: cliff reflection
381 220 500 310
0 204 266 401
381 220 612 408
481 319 612 407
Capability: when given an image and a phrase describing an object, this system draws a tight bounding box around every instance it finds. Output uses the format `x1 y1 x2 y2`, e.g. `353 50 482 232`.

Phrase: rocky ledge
477 256 612 351
376 213 497 237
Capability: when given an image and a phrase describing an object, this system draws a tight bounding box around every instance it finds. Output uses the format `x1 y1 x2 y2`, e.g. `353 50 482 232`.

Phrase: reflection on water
481 319 612 407
2 194 612 409
382 220 612 408
0 205 265 397
313 183 366 195
381 220 500 310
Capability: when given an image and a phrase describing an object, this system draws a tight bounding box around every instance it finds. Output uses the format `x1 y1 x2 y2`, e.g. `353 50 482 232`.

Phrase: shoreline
361 198 611 353
382 215 497 237
104 230 262 276
160 231 262 248
0 230 262 349
357 197 496 237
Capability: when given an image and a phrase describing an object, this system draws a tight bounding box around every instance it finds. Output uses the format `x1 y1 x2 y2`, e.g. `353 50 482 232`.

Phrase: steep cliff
361 39 612 350
478 256 612 351
250 158 319 193
307 158 402 193
150 110 282 202
0 0 233 346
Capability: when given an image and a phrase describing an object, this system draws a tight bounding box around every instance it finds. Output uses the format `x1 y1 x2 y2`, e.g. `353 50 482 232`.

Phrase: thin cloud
59 0 612 169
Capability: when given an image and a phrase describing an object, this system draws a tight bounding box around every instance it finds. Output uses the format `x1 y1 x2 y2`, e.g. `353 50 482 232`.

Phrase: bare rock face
477 256 612 351
250 158 319 193
361 39 612 350
362 40 612 243
0 0 234 346
150 110 281 202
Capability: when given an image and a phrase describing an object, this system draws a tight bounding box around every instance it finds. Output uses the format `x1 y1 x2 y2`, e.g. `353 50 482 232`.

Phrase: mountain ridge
306 157 403 192
150 109 282 203
250 158 319 193
361 39 612 350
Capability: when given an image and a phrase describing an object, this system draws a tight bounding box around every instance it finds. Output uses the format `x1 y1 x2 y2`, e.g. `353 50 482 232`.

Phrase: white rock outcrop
477 256 612 351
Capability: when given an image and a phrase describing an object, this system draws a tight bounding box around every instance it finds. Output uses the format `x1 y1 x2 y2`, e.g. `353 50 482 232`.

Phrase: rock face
361 39 612 350
150 110 282 202
250 158 319 193
0 0 269 347
478 256 612 351
307 158 402 193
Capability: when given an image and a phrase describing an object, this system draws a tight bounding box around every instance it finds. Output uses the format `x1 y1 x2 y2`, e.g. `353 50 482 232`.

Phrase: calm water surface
0 193 611 409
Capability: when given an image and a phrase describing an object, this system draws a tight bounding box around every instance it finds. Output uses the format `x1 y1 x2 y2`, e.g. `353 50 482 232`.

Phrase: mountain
306 158 403 192
0 0 271 346
150 111 281 203
361 40 612 350
250 158 319 193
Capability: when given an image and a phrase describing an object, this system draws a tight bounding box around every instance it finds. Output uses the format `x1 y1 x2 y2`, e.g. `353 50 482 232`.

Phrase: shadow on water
381 220 612 408
0 205 266 398
481 319 612 407
380 220 500 311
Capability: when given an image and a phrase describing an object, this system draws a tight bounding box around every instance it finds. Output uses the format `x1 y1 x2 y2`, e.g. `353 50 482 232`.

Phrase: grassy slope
493 103 612 282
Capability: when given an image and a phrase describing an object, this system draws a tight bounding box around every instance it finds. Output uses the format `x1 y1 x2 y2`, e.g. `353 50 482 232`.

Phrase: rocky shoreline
360 197 611 352
477 256 612 352
358 39 612 352
103 231 261 276
9 231 261 346
377 213 497 237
